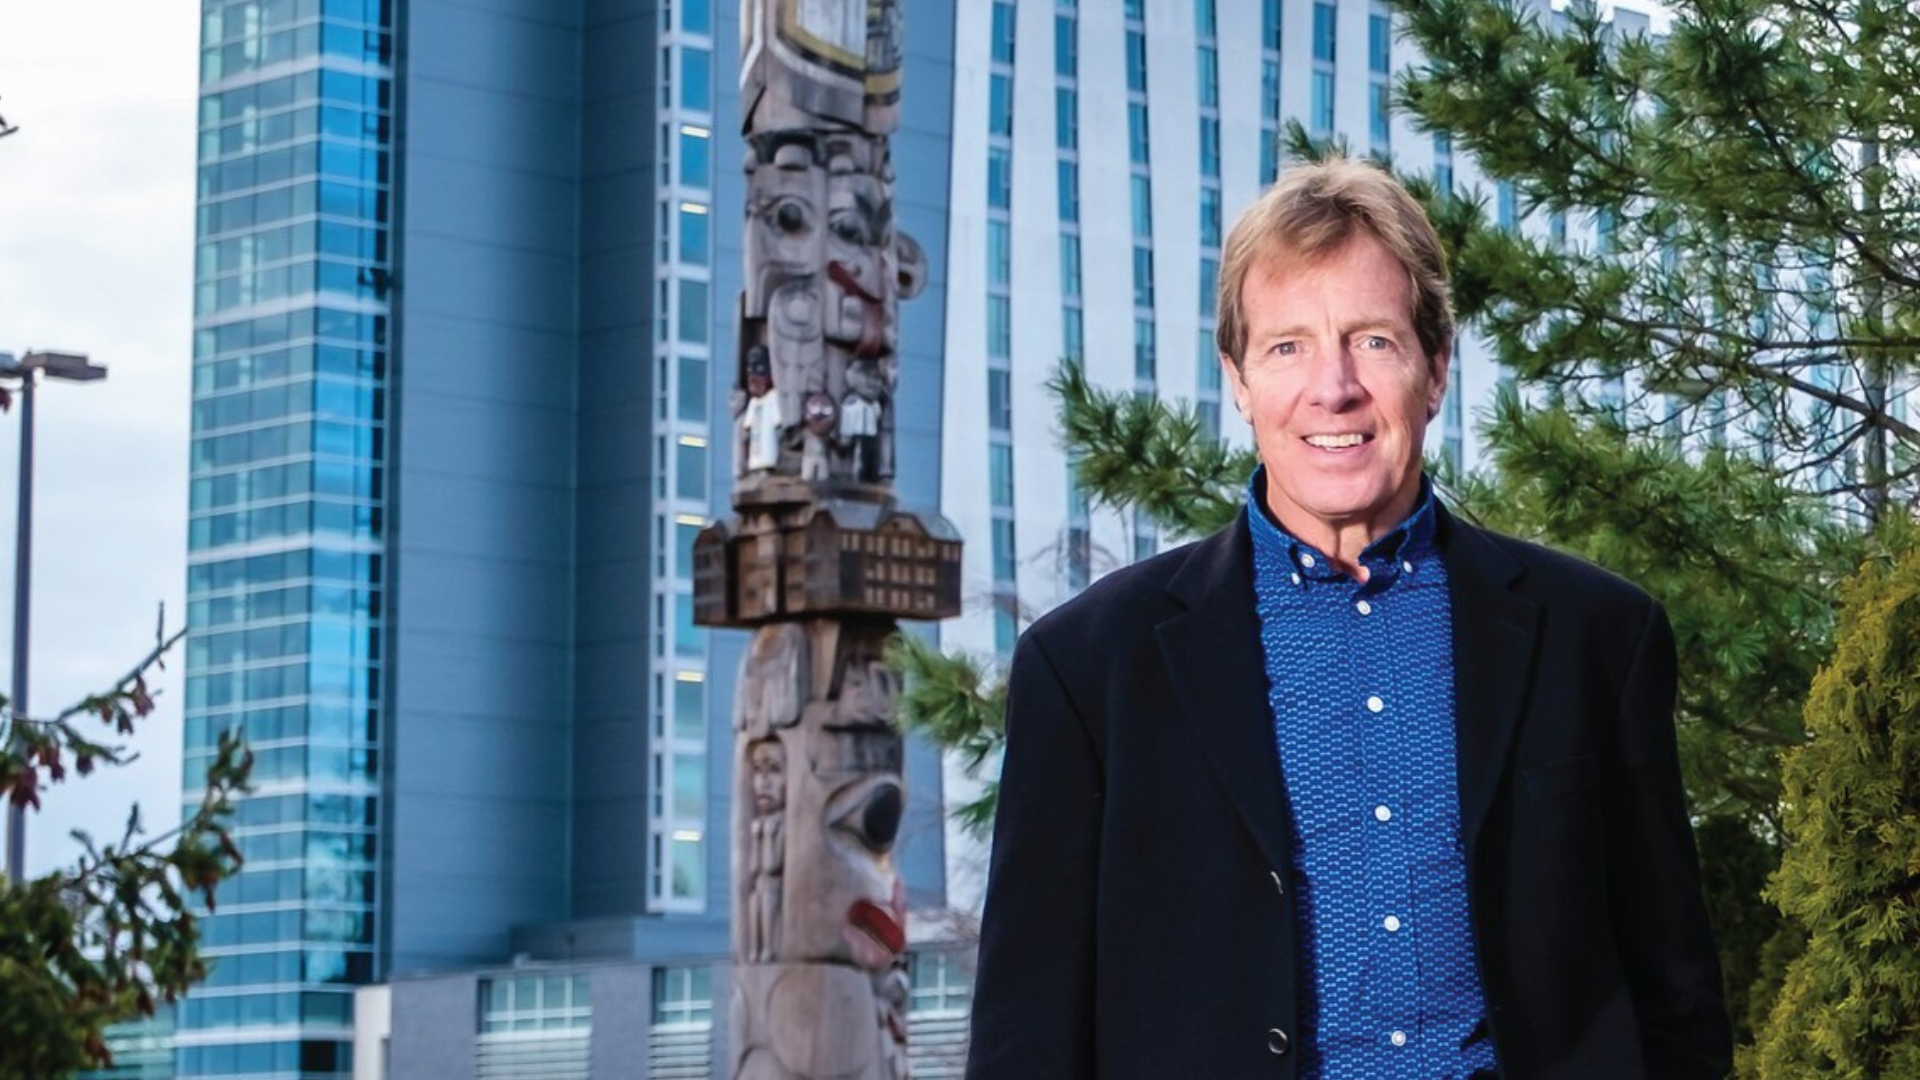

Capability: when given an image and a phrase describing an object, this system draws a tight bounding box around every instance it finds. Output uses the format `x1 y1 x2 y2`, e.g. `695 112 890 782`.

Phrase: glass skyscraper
184 1 391 1075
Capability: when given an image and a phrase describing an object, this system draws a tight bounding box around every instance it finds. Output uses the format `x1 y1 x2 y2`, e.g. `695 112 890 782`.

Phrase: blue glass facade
185 0 391 1075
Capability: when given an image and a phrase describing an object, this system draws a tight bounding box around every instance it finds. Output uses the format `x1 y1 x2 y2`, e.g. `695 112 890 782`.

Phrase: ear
1425 344 1452 420
1220 353 1249 417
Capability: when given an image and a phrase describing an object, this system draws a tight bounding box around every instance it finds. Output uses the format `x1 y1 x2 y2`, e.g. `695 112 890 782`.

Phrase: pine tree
1751 543 1920 1079
1382 0 1920 522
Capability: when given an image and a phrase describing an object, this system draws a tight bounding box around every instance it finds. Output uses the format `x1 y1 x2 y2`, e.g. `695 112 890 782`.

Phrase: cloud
0 1 198 876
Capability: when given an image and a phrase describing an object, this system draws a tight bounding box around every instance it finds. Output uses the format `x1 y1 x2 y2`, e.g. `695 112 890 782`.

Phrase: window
1056 160 1079 221
1313 2 1337 62
1062 306 1084 360
992 2 1016 64
1200 118 1221 178
1055 15 1077 76
1198 334 1222 388
909 951 974 1016
652 967 712 1027
1199 257 1219 318
1262 61 1281 122
677 125 710 189
994 606 1019 656
992 519 1018 581
1369 83 1390 149
1370 12 1392 73
1130 175 1153 238
672 673 705 742
988 295 1012 359
1134 318 1157 382
480 975 593 1034
989 147 1012 209
676 355 707 422
990 444 1015 508
1128 103 1150 165
677 202 709 266
668 831 702 900
988 220 1011 285
1497 182 1518 231
1311 71 1334 135
1197 48 1218 107
1056 87 1078 150
1264 0 1282 49
990 74 1014 136
675 437 708 501
1132 246 1154 307
1126 31 1147 92
1133 506 1159 562
988 369 1013 431
676 280 709 344
1200 188 1222 248
1060 234 1082 298
683 0 712 34
680 48 712 111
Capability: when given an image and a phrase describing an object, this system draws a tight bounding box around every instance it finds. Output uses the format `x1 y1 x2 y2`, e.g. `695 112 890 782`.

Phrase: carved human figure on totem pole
748 737 788 963
738 347 785 475
732 620 910 1080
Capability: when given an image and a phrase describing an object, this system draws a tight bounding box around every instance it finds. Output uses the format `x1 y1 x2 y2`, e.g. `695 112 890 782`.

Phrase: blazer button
1267 1028 1290 1055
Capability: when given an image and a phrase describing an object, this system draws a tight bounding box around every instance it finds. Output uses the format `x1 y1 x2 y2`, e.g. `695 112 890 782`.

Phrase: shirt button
1366 695 1384 714
1401 560 1414 574
1267 1028 1291 1055
1290 572 1302 586
1355 599 1373 615
1390 1030 1408 1047
1383 915 1402 932
1374 805 1392 822
1300 553 1317 568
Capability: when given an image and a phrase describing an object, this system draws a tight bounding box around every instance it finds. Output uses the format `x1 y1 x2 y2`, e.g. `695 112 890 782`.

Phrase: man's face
1222 234 1447 545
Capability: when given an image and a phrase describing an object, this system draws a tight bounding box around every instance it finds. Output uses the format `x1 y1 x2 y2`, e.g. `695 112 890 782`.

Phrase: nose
1303 345 1365 411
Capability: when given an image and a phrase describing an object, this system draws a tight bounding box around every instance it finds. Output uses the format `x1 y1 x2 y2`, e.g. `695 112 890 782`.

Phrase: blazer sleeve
964 629 1104 1079
1605 600 1735 1079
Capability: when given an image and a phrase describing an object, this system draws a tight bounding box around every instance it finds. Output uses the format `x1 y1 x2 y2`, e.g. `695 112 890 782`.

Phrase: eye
829 779 903 854
1273 341 1299 356
764 197 811 235
1359 334 1391 350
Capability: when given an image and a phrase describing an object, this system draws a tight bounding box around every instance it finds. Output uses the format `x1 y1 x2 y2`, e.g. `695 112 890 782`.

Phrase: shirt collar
1245 467 1441 588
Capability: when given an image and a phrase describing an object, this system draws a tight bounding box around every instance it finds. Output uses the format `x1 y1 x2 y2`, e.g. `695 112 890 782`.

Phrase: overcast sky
2 1 197 876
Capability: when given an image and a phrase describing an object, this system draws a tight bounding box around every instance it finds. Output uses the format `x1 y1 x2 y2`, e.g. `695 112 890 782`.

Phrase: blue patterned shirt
1246 469 1500 1079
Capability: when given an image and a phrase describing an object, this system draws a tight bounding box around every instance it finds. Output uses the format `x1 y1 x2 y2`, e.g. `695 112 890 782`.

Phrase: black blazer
966 506 1731 1080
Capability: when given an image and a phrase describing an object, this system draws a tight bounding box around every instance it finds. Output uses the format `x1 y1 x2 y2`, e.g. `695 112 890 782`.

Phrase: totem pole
693 3 961 1077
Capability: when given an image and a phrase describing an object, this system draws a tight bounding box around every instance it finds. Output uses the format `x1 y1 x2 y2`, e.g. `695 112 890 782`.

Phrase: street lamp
2 348 108 885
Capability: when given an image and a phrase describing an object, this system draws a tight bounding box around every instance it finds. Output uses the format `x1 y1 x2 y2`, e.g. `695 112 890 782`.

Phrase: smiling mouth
1304 433 1369 449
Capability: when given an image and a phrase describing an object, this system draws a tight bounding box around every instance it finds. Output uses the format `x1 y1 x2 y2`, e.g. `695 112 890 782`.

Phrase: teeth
1306 433 1365 449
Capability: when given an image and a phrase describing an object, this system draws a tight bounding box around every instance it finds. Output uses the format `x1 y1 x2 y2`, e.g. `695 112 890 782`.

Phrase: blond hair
1215 157 1453 367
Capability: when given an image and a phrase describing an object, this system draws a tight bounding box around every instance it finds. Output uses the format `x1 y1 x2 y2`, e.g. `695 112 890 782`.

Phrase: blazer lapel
1439 507 1540 851
1155 514 1296 874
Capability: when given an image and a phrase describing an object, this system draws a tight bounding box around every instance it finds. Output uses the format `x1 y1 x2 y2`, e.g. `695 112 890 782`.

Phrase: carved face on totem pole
780 728 906 970
749 737 788 817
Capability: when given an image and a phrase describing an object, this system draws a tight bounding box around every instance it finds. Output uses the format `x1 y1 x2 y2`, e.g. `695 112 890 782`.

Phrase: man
965 159 1731 1080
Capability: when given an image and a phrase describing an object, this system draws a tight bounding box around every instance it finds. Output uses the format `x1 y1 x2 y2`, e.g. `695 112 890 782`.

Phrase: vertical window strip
990 0 1019 646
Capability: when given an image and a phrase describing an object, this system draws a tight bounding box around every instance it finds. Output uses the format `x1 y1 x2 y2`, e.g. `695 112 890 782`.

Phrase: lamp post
2 348 107 885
